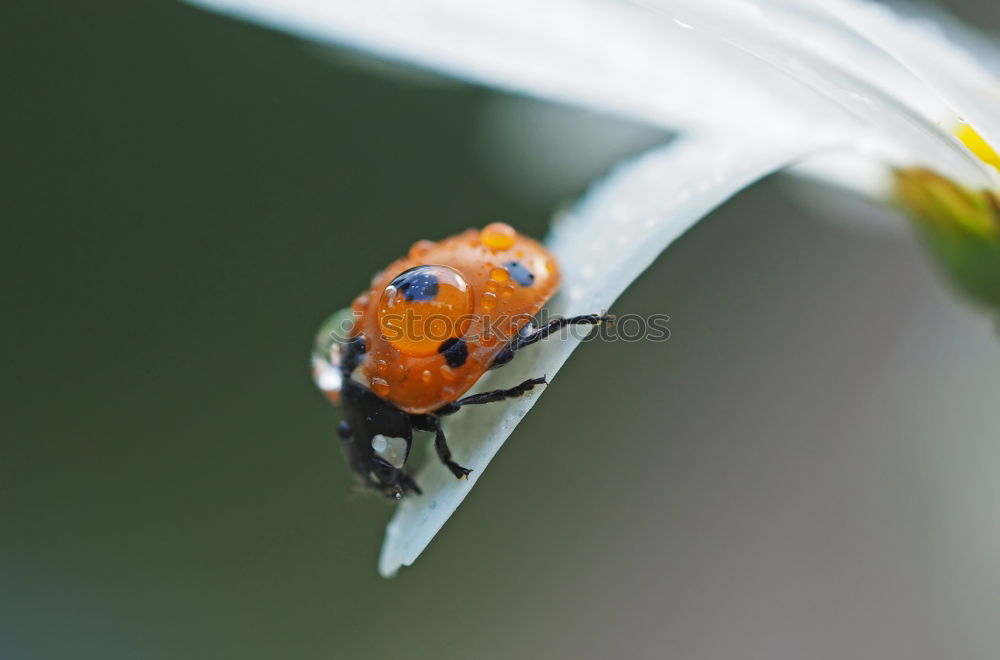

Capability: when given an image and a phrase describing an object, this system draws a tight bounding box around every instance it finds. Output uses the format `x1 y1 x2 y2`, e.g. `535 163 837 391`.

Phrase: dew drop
377 265 474 356
479 222 516 250
371 377 390 397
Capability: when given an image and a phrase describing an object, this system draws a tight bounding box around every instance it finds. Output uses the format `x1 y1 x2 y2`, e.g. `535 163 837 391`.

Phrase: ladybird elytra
317 223 613 498
349 226 560 414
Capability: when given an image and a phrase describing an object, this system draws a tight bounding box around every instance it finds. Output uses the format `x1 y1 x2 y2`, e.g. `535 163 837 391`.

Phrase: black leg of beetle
491 314 613 368
408 414 469 478
430 421 473 479
435 376 547 416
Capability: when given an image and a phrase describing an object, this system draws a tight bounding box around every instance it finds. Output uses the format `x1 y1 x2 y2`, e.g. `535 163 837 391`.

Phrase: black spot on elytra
505 261 535 287
392 267 439 302
437 338 468 368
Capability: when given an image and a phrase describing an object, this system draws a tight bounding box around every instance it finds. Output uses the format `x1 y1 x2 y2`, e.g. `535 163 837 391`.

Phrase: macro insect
312 222 612 498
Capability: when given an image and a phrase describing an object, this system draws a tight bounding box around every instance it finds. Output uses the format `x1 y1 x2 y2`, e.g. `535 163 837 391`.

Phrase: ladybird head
364 434 420 498
337 380 423 498
340 433 422 499
364 455 422 499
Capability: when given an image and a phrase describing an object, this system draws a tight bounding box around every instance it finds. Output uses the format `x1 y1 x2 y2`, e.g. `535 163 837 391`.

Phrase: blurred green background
5 2 1000 659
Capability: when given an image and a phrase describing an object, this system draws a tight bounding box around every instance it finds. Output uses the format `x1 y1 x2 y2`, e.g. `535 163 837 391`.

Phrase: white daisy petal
188 0 833 133
794 0 1000 169
190 0 999 187
378 130 816 576
636 0 995 185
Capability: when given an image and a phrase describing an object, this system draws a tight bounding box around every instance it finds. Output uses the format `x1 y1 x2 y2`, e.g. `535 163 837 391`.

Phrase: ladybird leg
435 376 547 416
426 417 473 479
491 313 614 368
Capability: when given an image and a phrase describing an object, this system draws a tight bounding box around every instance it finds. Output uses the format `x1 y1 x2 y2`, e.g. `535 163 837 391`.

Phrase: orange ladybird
313 223 611 498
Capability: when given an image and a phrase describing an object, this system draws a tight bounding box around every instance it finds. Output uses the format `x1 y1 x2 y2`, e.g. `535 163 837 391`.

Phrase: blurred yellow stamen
893 168 1000 313
894 167 998 238
955 122 1000 170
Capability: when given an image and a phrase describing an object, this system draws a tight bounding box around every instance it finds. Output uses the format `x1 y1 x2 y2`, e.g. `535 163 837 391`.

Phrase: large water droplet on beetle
377 265 474 356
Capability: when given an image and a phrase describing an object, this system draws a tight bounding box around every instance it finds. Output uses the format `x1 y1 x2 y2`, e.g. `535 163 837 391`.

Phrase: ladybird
312 223 612 499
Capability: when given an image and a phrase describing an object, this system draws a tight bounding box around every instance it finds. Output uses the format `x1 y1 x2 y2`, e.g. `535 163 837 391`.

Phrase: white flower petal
794 0 1000 169
637 0 995 185
191 0 999 188
378 130 817 576
188 0 833 134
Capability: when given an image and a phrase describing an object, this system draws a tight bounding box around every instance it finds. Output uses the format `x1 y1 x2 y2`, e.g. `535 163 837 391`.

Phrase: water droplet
377 265 474 356
479 222 516 250
371 377 390 397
